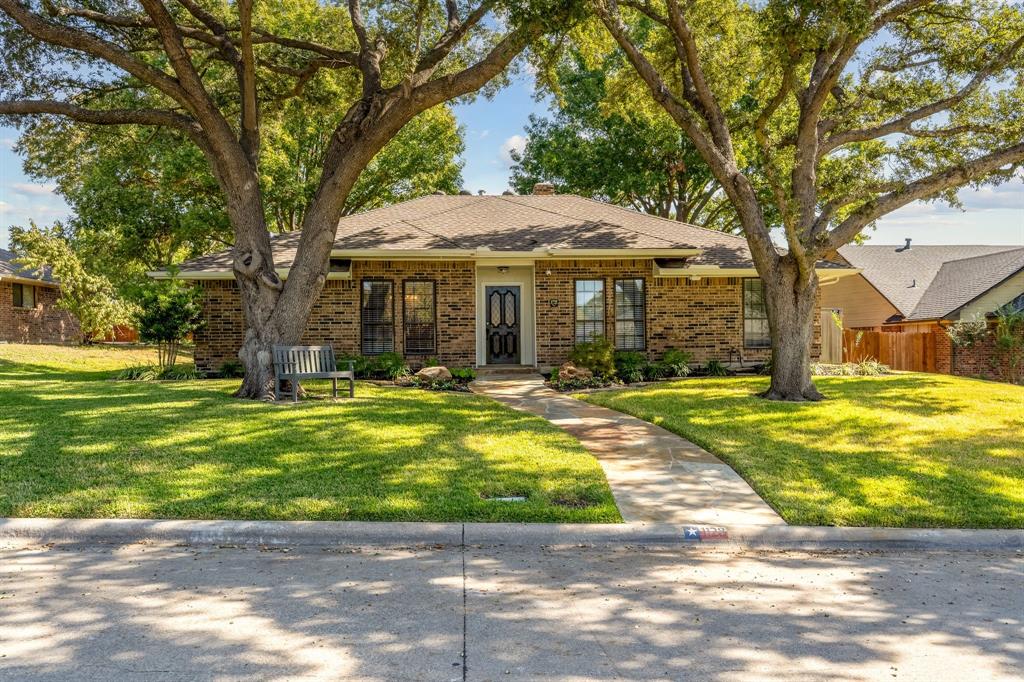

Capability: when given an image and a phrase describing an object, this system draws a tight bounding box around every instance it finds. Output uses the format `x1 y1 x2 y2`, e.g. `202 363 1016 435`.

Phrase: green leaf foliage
511 54 740 231
10 223 134 343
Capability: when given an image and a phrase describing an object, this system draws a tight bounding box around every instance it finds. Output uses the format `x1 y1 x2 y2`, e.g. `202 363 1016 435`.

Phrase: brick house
153 189 856 374
0 248 80 344
821 241 1024 381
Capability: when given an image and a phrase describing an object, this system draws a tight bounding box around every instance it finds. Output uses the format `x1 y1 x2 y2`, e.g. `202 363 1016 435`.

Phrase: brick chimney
532 182 555 196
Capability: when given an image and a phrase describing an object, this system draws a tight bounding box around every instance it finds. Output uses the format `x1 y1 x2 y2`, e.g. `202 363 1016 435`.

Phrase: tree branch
0 0 190 103
822 32 1024 155
827 142 1024 250
0 98 198 134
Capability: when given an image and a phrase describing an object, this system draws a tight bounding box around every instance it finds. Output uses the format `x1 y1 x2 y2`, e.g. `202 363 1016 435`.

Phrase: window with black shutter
361 280 394 354
743 278 771 348
614 279 645 350
575 279 605 343
403 280 436 355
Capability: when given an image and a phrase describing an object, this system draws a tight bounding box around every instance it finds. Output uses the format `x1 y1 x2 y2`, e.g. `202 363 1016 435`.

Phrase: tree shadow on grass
0 378 620 523
586 377 1024 528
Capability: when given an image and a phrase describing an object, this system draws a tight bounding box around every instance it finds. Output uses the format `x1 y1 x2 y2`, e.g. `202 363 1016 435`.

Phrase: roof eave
654 264 861 279
147 268 352 281
0 274 59 287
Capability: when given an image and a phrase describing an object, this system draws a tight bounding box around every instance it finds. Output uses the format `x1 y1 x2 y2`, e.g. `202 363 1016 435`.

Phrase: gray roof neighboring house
158 194 851 278
0 248 57 285
837 243 1024 322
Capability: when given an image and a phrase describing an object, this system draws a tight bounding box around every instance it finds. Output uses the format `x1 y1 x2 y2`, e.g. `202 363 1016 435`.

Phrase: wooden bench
273 345 354 402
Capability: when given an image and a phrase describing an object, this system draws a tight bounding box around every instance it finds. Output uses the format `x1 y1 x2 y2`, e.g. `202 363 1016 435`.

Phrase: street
1 541 1021 681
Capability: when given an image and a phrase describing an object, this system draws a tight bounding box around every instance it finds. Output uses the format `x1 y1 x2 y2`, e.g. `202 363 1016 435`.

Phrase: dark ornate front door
485 286 521 364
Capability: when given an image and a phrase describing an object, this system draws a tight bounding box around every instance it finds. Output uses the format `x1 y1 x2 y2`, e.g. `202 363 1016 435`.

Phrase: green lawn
582 375 1024 528
0 344 620 523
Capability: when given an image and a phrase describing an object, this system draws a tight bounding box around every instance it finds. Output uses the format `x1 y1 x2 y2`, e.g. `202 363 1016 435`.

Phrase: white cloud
0 137 15 150
499 134 526 166
10 182 58 196
476 129 491 139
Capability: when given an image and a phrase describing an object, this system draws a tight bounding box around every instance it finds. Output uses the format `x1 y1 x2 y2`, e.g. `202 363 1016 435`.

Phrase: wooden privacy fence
843 329 938 372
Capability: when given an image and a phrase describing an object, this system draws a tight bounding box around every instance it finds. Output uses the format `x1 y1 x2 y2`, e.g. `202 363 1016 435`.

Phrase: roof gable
837 244 1021 316
907 247 1024 320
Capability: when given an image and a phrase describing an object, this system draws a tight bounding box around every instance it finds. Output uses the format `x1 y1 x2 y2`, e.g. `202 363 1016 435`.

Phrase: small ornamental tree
11 223 134 343
136 281 204 370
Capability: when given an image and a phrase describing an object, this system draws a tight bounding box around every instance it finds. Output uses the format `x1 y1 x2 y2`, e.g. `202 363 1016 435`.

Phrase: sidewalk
470 373 784 526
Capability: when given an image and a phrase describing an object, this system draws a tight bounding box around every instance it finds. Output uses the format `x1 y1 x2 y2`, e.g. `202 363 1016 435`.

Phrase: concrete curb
2 518 1022 552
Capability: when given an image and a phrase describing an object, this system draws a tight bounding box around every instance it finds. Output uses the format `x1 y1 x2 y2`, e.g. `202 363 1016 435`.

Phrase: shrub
372 352 409 380
946 317 989 349
218 360 244 378
569 336 616 377
412 377 469 392
548 375 614 392
811 361 891 376
703 359 731 376
614 350 647 383
992 307 1024 384
337 354 374 378
115 364 204 381
115 364 158 381
660 349 693 377
159 364 204 380
450 367 476 382
642 361 669 381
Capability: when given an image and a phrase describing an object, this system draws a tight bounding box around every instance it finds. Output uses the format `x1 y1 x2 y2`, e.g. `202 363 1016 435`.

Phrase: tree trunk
236 327 279 399
760 257 824 401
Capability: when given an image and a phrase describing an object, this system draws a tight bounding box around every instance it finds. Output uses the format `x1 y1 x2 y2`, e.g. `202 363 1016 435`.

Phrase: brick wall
943 321 1024 384
0 281 80 344
194 258 821 372
194 260 476 373
535 259 818 367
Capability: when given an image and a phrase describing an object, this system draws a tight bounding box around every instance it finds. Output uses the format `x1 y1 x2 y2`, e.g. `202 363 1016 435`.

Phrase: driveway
2 540 1021 681
471 374 783 526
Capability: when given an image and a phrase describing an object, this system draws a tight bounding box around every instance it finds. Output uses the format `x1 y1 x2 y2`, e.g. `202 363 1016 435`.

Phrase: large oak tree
510 54 741 231
1 0 574 398
592 0 1024 400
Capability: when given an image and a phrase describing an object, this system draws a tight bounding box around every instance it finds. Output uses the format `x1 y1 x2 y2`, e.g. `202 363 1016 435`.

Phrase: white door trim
475 266 536 367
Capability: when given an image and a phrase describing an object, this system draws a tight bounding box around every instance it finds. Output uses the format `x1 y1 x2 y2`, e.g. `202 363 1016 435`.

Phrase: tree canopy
590 0 1024 400
16 104 463 293
0 0 582 397
10 223 134 342
510 54 739 231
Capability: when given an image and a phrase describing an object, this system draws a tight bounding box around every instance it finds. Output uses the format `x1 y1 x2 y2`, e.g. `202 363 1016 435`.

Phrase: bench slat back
273 345 337 376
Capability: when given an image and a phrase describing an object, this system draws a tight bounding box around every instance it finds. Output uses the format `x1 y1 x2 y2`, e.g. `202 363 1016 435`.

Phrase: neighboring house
821 240 1024 379
153 187 857 374
0 248 80 344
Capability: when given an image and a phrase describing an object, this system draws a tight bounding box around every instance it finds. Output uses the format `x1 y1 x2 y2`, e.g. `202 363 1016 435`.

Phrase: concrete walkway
471 374 784 526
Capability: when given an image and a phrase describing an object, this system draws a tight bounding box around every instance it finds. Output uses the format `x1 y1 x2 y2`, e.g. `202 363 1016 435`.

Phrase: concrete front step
474 365 542 378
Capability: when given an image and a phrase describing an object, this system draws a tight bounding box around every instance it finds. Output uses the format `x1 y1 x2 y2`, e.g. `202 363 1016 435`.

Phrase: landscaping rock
415 365 452 381
558 362 593 381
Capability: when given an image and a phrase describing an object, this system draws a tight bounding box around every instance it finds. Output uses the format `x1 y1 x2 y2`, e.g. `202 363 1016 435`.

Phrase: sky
2 75 1022 249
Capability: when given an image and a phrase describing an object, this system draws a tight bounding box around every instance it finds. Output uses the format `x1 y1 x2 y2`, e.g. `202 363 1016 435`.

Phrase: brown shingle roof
906 247 1024 321
168 195 761 274
164 194 855 275
837 244 1021 316
0 248 57 284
